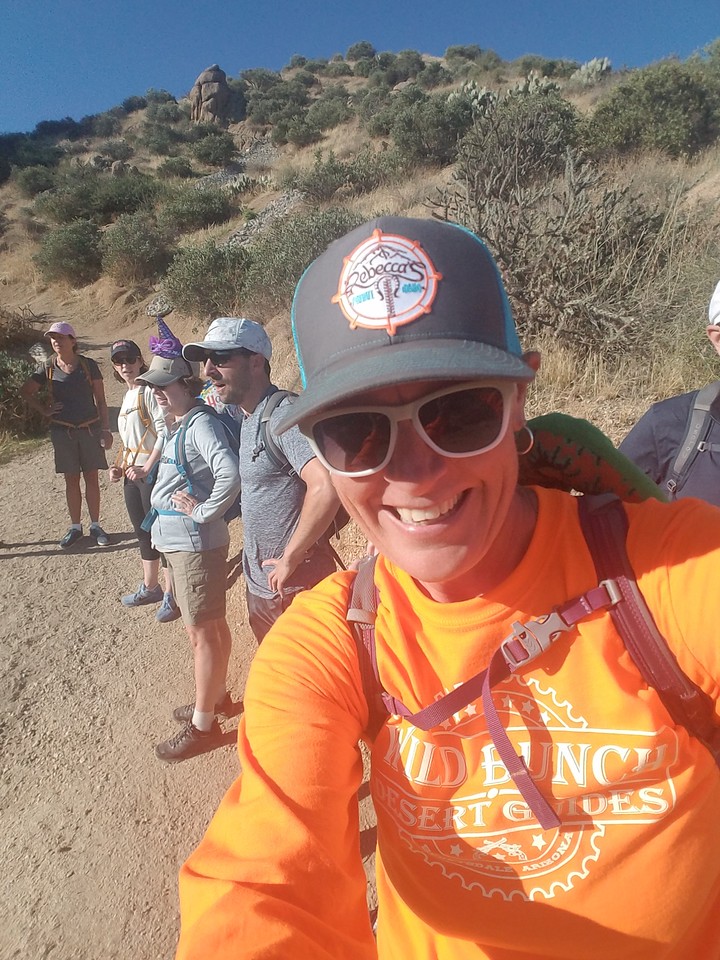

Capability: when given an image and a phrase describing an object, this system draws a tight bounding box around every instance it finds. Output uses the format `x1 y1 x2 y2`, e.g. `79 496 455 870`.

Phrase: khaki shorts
165 545 228 626
50 423 108 475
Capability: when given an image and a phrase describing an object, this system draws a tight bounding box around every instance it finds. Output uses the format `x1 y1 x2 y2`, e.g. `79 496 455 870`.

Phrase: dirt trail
1 332 375 960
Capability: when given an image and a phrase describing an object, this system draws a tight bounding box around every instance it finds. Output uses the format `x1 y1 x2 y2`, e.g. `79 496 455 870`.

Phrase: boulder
188 64 230 124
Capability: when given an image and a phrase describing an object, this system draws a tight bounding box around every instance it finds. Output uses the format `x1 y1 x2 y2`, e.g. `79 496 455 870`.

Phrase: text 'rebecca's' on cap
276 216 532 433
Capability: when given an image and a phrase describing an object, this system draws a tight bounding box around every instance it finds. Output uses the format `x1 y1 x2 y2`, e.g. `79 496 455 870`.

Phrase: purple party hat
149 316 184 359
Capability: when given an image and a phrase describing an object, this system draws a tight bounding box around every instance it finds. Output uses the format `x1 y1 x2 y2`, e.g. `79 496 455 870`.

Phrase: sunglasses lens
419 386 505 454
313 411 391 474
114 355 135 365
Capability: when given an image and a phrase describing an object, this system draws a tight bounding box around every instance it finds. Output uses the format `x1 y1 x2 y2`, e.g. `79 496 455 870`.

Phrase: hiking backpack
259 389 352 548
665 380 720 498
142 405 242 529
347 493 720 830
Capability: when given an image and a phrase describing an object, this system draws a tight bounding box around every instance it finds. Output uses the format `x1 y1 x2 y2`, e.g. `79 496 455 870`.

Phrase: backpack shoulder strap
347 554 387 740
259 390 297 478
137 385 152 428
666 381 720 496
578 493 720 763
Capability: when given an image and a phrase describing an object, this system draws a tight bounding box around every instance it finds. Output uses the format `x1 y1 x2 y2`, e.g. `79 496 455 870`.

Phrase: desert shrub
242 208 366 312
0 352 46 436
158 186 233 234
368 89 474 165
146 100 184 123
286 54 308 70
395 49 426 80
100 211 173 283
293 70 318 88
273 117 321 147
284 150 348 200
191 132 236 166
303 59 329 74
145 88 176 104
141 121 184 156
353 58 375 79
34 220 102 285
325 61 353 79
34 169 157 225
226 78 247 122
92 112 122 138
306 95 352 131
347 41 376 61
417 61 452 89
245 78 310 126
99 138 134 161
445 44 483 63
157 156 195 179
585 60 716 158
163 241 250 318
122 95 147 113
15 165 56 197
437 93 696 353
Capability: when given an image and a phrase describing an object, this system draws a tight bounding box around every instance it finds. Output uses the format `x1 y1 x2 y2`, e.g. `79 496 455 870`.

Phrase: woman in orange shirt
176 218 720 959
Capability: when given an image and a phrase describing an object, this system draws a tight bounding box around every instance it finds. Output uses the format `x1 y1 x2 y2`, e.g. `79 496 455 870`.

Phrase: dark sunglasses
203 349 252 367
302 381 516 477
112 354 140 365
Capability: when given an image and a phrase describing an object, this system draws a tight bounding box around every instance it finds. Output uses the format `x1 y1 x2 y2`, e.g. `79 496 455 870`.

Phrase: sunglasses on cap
202 348 253 367
301 381 517 478
112 354 140 365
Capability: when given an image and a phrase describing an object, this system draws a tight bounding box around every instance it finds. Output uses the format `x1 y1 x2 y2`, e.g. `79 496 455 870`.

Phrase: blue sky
1 0 719 134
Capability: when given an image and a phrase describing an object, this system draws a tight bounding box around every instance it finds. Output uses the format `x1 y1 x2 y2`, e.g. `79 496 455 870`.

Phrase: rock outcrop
188 64 230 125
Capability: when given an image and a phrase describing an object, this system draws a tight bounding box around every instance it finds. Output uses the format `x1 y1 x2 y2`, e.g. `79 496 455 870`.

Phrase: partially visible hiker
20 321 112 548
137 325 241 763
176 217 720 960
106 338 178 621
619 280 720 505
183 317 341 644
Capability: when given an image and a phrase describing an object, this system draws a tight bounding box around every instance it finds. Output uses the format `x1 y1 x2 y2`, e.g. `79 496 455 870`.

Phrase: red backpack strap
578 493 720 765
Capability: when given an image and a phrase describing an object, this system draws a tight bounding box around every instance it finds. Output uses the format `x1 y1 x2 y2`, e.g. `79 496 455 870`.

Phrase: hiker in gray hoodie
134 354 241 763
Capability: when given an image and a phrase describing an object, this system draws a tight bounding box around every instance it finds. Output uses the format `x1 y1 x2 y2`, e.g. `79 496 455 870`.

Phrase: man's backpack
259 389 351 544
665 380 720 497
143 405 241 529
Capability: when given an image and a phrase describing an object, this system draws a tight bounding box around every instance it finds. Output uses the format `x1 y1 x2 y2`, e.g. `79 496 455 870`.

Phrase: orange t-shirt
177 488 720 959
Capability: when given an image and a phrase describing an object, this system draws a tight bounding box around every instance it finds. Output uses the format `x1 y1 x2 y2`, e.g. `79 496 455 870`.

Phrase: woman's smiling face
328 369 538 603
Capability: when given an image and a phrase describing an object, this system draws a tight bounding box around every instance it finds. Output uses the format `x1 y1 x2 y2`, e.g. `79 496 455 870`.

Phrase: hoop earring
515 425 534 456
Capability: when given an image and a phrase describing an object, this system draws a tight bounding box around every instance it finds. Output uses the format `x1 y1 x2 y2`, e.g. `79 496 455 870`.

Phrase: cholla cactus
508 71 559 96
570 57 612 87
448 80 498 119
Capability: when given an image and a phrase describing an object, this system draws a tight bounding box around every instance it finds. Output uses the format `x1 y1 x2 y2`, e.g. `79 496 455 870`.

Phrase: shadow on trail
0 531 138 559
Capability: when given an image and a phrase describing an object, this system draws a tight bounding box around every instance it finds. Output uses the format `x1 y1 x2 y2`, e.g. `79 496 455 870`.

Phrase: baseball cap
275 216 533 433
709 280 720 326
44 321 76 338
110 339 141 360
183 317 272 362
136 355 197 388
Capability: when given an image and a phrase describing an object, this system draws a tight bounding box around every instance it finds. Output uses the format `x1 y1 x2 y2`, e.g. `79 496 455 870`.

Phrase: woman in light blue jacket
135 354 241 764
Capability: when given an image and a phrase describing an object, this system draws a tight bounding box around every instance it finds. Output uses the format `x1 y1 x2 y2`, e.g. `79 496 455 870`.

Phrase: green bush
34 169 157 225
145 88 176 104
158 186 233 234
34 220 102 285
0 352 46 436
92 112 123 138
325 61 353 79
366 89 474 165
417 61 452 89
585 60 716 157
15 165 56 197
286 54 308 70
346 41 376 61
163 241 250 318
306 96 352 131
242 208 367 312
99 138 134 161
191 132 236 166
122 95 147 112
100 211 173 283
157 156 195 179
146 100 184 123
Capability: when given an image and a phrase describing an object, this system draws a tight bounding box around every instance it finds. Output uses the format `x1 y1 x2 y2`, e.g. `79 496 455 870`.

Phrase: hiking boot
155 721 222 762
156 592 181 622
60 527 83 549
121 583 164 607
90 524 109 547
172 693 233 724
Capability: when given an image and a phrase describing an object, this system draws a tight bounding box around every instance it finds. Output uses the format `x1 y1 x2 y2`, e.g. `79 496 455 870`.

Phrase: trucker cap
183 317 272 362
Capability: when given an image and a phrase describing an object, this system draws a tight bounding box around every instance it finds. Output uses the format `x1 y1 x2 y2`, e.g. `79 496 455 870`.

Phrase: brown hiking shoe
155 721 222 762
172 693 233 724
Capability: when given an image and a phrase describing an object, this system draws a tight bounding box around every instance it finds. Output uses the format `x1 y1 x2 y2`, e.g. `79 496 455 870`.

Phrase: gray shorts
165 545 228 626
50 423 108 475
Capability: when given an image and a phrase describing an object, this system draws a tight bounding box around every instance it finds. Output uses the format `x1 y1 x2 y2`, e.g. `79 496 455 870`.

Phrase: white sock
90 521 101 530
192 709 214 732
70 523 82 531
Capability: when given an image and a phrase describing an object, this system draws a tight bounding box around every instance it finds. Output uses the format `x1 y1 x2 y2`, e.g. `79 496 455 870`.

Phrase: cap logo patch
332 229 442 334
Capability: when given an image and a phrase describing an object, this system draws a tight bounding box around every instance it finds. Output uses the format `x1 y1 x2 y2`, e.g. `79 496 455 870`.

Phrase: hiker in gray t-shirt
184 317 340 643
